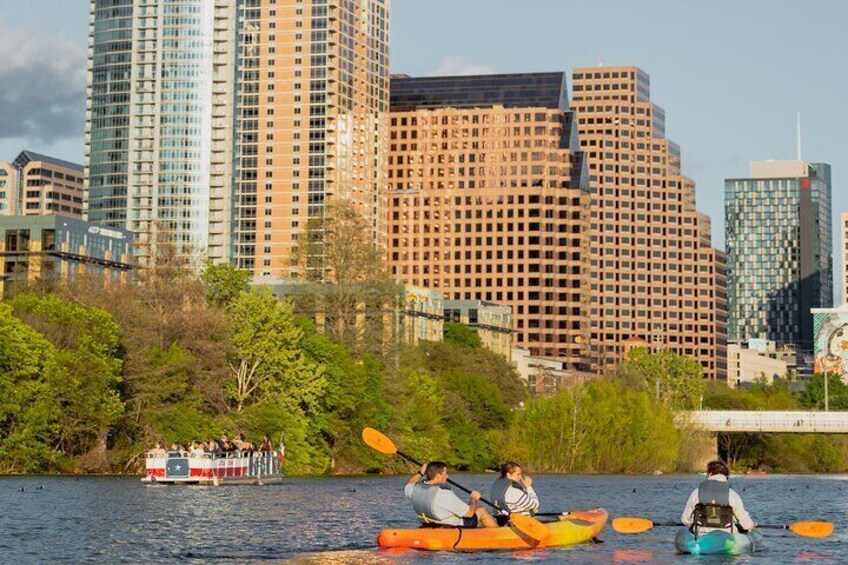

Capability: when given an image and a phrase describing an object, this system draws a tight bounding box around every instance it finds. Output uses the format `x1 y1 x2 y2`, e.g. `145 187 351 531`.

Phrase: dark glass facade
725 162 833 350
390 72 569 111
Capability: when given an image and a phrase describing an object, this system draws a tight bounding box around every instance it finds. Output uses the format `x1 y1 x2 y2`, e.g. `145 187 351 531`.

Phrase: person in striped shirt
490 461 540 525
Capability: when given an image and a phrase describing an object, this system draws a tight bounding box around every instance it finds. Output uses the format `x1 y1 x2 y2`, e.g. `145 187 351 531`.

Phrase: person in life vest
404 461 497 528
681 460 757 535
489 461 540 526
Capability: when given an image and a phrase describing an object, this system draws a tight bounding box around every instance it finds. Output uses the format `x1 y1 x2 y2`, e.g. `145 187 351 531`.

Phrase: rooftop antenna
796 111 802 161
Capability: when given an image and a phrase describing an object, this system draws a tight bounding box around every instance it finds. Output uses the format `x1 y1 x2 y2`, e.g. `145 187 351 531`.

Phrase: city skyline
0 0 845 298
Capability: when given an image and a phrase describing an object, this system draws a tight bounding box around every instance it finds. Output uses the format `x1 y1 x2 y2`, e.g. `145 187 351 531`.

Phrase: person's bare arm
407 464 427 485
464 490 482 518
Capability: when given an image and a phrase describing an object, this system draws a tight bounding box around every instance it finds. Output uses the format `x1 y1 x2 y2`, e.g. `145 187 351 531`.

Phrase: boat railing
145 449 281 477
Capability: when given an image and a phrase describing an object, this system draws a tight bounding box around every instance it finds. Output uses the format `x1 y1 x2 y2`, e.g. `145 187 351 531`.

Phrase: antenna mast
796 111 802 160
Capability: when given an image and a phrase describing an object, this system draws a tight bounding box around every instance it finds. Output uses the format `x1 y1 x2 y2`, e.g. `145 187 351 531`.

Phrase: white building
727 340 789 388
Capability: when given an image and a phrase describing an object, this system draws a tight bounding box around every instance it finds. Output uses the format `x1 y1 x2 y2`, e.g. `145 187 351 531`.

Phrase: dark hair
425 461 448 481
707 460 729 478
499 461 521 478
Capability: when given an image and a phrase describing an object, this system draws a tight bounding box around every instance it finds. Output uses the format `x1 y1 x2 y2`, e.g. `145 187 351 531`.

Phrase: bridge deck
680 411 848 433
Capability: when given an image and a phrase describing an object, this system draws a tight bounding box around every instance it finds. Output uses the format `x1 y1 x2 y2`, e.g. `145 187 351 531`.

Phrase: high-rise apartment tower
570 66 726 380
85 0 389 271
387 73 591 369
725 160 833 348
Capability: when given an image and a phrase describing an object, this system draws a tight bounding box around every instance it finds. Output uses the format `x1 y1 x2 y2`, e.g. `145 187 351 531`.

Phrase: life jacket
490 477 528 512
692 479 735 533
410 482 457 525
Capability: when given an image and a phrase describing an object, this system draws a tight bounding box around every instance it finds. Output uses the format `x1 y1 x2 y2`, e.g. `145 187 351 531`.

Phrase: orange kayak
377 508 608 551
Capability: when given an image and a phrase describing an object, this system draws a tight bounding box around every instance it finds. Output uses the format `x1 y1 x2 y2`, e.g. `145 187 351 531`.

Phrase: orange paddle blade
509 513 551 543
612 517 655 534
788 521 833 538
361 427 397 455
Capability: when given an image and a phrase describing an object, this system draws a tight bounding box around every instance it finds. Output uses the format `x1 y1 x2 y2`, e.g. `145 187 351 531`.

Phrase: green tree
10 293 124 469
0 303 57 472
443 322 482 350
621 348 706 410
201 262 251 307
299 325 389 472
797 373 848 410
227 287 324 412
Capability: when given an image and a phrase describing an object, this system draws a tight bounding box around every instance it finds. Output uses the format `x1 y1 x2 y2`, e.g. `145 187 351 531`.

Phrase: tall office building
0 151 84 218
725 160 833 348
232 0 389 277
570 66 726 380
842 212 848 306
387 73 591 369
85 0 388 271
85 0 237 266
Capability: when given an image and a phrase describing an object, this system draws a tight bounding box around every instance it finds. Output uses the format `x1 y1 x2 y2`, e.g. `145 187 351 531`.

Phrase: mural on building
813 309 848 378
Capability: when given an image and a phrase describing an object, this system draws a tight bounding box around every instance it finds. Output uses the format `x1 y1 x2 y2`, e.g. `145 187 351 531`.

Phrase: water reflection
0 474 840 563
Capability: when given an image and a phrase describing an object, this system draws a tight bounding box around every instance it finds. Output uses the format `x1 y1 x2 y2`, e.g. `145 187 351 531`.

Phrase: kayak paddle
613 517 833 538
361 427 550 543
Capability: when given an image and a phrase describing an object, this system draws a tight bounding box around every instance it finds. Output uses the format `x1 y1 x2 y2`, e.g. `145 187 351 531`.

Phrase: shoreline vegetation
1 203 847 476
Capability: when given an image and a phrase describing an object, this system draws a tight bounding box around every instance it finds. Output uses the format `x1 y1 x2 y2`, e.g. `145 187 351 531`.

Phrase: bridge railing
679 410 848 433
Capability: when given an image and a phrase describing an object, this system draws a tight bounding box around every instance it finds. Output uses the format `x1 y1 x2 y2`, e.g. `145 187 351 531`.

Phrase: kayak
674 528 763 555
377 508 607 551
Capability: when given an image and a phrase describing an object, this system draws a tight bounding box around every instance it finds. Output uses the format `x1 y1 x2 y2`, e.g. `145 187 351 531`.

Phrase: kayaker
404 461 497 528
681 460 756 535
490 461 539 525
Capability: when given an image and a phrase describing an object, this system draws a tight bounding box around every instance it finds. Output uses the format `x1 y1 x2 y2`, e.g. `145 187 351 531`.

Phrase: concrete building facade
232 0 390 278
727 341 790 388
386 73 591 371
570 66 726 380
444 299 513 360
0 151 84 219
725 160 833 350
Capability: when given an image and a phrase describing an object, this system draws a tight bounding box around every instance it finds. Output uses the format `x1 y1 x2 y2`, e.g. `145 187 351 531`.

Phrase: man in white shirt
404 461 496 528
681 460 756 534
490 461 539 525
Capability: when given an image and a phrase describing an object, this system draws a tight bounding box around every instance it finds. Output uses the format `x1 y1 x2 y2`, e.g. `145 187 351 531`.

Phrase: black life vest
692 479 735 532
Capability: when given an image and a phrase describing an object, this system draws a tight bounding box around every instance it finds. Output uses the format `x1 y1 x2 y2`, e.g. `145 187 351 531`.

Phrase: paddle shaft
396 448 502 513
651 521 785 531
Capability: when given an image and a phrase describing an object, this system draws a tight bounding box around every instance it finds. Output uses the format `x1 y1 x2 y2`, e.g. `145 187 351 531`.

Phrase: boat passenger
404 461 497 529
259 435 272 452
490 461 539 525
681 460 757 535
234 433 254 452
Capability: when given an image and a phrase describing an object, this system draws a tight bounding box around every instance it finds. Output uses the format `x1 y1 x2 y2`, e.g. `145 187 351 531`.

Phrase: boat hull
674 528 763 555
377 508 607 551
142 450 284 486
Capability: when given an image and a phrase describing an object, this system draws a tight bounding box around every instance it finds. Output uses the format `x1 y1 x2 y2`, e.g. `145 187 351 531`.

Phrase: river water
1 474 844 563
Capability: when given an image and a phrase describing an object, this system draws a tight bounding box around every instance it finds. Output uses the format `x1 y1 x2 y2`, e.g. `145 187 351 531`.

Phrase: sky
0 0 845 298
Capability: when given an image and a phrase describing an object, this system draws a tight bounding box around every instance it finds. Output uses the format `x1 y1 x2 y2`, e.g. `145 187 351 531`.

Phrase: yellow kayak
377 508 608 551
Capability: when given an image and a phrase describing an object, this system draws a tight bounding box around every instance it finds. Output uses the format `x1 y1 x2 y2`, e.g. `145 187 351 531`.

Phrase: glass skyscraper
85 1 236 267
725 160 833 350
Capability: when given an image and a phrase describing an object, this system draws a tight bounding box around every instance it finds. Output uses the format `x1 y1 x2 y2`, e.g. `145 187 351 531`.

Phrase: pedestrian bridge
679 411 848 433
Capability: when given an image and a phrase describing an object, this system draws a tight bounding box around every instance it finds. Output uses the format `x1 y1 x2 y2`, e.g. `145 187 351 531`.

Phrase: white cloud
430 56 496 77
0 20 87 142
